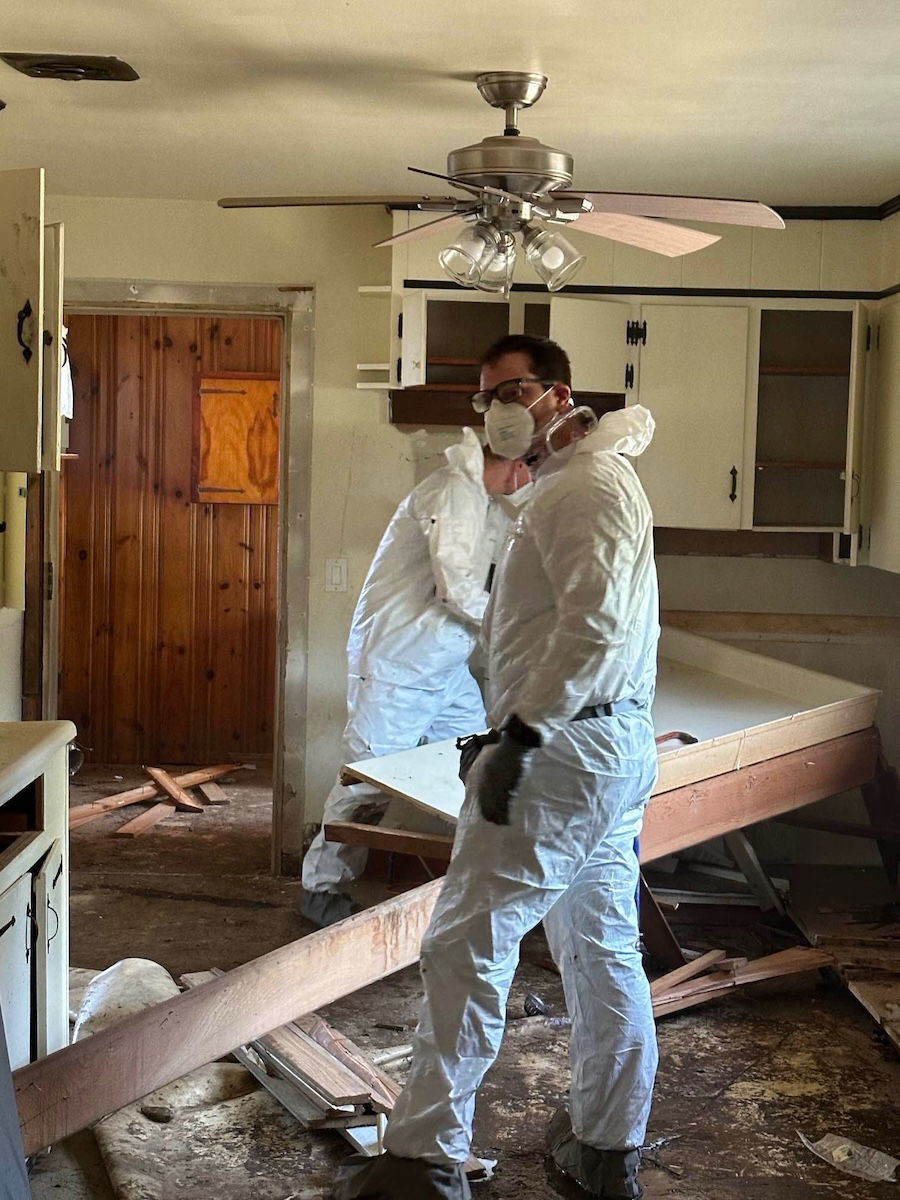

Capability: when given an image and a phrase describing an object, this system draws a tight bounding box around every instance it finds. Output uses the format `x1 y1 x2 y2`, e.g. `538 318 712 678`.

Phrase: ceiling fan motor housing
448 135 573 196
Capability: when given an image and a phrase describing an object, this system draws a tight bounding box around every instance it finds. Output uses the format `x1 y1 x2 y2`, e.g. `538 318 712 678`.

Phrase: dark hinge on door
45 560 54 602
624 363 635 390
396 357 402 382
866 325 872 351
397 313 403 338
625 320 648 346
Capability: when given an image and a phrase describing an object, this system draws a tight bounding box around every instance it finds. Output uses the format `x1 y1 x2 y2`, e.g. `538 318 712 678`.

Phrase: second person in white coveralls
334 335 660 1200
301 428 529 928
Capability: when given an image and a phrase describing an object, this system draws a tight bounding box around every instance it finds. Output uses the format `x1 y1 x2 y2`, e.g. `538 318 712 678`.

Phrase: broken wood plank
295 1014 400 1111
325 821 454 862
14 878 443 1156
198 781 229 805
846 979 900 1053
114 802 174 838
143 767 206 813
69 764 242 827
650 949 726 998
653 947 834 1007
260 1026 373 1107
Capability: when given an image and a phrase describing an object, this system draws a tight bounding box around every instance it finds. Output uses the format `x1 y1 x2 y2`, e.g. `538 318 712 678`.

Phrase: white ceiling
2 0 899 207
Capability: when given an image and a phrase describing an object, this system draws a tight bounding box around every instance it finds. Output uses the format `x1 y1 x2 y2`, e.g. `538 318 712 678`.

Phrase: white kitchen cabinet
634 305 750 529
866 301 900 573
399 289 513 391
749 304 867 534
0 721 74 1073
549 296 632 393
0 169 45 472
0 874 32 1070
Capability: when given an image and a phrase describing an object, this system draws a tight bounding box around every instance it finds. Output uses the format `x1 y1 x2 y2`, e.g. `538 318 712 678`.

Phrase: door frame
61 279 315 875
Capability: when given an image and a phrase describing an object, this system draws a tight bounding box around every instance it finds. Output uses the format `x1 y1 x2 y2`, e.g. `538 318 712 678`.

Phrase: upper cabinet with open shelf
752 308 863 532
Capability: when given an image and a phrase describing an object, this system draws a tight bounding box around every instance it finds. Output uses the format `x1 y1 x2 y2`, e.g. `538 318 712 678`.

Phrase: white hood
443 426 486 486
578 404 655 458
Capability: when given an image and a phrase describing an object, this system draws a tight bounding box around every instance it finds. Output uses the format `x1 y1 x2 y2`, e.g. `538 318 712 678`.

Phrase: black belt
572 698 645 720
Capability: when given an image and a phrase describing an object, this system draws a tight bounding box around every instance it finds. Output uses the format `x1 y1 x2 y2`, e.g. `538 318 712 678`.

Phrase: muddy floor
30 765 900 1200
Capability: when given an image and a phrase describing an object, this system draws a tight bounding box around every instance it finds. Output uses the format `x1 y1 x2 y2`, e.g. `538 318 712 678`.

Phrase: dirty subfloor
29 765 900 1200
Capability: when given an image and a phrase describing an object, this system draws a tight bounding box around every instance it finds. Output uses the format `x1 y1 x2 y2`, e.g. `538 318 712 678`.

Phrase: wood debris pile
181 969 486 1177
650 945 835 1017
68 764 243 835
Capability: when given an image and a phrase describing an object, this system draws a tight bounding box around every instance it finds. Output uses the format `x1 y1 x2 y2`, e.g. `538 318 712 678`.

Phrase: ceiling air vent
0 53 139 81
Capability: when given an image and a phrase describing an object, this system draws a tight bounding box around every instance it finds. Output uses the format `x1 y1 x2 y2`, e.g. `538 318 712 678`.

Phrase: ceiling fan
219 71 784 295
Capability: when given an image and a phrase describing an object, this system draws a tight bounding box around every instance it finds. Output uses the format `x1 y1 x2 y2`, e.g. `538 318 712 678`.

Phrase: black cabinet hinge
397 313 403 338
626 319 647 346
866 325 871 351
624 363 635 390
396 357 402 382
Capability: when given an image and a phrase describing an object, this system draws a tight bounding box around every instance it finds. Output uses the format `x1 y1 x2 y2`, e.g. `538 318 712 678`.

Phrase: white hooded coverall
302 429 505 895
384 405 661 1163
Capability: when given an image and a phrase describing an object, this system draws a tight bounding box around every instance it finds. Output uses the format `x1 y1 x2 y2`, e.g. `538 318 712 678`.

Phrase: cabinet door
41 222 65 471
868 301 900 573
0 167 45 472
0 874 33 1069
34 839 67 1056
842 303 868 535
400 290 427 387
549 297 631 393
635 305 749 529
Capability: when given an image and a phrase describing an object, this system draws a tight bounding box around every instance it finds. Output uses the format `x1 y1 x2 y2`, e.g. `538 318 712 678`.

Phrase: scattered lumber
143 767 206 812
198 781 229 805
114 803 174 838
650 949 726 998
651 946 834 1018
180 969 483 1175
69 764 243 828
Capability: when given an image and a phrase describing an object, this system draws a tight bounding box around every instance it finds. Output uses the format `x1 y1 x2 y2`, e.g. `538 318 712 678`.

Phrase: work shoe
546 1107 642 1199
332 1151 472 1199
300 888 360 929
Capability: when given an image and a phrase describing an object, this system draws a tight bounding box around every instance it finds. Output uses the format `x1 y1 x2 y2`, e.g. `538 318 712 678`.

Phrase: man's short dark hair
480 334 572 388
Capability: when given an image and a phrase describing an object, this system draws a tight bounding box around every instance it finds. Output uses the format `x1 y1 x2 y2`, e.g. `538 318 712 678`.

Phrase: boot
301 889 360 929
546 1107 642 1199
332 1152 472 1199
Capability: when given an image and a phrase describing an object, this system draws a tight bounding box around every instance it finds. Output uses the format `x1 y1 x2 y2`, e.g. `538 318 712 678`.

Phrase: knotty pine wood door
60 314 282 764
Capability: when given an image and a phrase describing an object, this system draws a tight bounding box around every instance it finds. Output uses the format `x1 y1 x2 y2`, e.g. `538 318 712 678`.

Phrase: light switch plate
325 557 348 593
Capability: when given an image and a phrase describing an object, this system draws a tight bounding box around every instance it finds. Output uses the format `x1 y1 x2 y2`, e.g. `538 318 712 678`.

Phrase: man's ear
553 384 573 411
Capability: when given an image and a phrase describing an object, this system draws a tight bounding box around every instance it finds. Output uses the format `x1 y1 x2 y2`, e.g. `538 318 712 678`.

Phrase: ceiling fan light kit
218 70 784 297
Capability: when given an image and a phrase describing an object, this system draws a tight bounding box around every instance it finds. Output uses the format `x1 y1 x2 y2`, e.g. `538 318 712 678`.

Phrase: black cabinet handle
16 299 33 364
729 466 738 503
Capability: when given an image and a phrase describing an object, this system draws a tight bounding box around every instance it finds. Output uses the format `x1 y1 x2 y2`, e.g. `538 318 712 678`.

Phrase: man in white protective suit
301 428 530 928
334 334 660 1200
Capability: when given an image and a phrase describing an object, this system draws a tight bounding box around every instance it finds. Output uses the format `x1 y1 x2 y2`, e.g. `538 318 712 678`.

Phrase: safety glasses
470 377 558 413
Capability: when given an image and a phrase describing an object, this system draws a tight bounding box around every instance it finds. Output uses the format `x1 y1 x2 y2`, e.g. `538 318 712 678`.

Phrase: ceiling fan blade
570 211 720 256
217 194 440 209
408 166 523 206
559 192 784 230
374 213 470 249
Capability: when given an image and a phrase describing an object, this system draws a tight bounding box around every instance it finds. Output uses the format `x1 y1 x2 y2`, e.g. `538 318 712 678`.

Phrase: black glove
474 715 541 825
456 729 501 784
